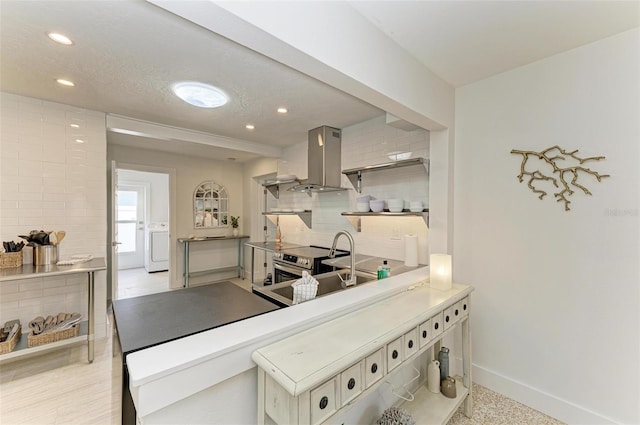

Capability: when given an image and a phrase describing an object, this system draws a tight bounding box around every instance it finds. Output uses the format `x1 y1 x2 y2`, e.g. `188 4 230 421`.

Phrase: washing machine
145 223 168 272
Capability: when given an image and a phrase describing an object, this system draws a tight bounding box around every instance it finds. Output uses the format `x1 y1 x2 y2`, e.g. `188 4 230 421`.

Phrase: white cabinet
431 311 444 338
340 362 363 405
310 378 338 425
253 283 473 425
386 336 403 372
419 318 432 349
404 327 419 359
365 348 384 388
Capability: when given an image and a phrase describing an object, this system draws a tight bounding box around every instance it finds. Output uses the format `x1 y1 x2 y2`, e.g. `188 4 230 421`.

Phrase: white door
111 162 119 300
116 184 146 269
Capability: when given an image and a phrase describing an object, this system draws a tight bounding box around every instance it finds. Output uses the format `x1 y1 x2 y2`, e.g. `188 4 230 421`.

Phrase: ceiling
351 1 639 88
1 1 638 161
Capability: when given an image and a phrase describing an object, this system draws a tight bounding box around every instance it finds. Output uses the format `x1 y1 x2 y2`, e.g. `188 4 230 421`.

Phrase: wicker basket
0 251 22 269
27 324 79 348
0 325 22 354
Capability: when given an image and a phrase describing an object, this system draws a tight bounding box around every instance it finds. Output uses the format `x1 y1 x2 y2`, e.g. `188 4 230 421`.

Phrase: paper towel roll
404 234 419 267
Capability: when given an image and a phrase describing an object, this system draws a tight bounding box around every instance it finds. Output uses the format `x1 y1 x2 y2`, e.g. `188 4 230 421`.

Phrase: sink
264 269 375 305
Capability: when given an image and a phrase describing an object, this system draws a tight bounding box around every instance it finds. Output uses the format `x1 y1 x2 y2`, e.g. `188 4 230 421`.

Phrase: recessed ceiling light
245 124 255 130
70 124 80 128
171 82 228 108
75 139 85 144
47 32 73 45
56 79 75 87
277 107 288 114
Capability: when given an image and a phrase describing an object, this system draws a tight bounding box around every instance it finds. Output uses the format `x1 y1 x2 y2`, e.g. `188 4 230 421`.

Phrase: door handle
112 241 122 246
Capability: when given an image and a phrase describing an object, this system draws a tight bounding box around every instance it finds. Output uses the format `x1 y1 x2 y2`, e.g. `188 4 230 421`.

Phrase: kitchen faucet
329 230 357 287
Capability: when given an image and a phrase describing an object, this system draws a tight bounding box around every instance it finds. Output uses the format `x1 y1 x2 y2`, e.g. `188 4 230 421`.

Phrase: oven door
273 261 306 284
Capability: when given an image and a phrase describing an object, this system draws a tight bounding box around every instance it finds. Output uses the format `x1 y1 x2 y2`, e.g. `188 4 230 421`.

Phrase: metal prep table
0 257 106 363
178 235 249 288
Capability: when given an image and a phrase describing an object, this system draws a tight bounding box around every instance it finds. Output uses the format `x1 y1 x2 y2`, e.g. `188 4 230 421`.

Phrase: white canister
427 359 441 393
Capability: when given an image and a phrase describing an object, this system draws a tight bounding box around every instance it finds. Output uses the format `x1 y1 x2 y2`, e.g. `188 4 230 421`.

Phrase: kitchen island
112 281 279 425
123 266 471 424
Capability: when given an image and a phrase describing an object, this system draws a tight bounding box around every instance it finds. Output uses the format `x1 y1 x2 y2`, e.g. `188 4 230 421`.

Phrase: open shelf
341 209 429 231
341 209 428 217
263 178 301 198
0 320 88 363
262 210 312 228
342 158 429 194
401 379 469 424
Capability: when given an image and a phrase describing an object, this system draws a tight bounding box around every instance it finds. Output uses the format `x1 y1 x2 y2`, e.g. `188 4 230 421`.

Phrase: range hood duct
291 126 346 193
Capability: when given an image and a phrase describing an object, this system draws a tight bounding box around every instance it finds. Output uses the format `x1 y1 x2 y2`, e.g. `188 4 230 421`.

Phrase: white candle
430 254 452 290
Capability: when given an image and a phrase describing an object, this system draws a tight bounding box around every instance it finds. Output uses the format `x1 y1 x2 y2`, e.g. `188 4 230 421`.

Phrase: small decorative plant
230 216 239 228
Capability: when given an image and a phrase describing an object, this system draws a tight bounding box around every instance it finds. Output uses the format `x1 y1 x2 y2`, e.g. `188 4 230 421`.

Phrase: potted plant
230 216 239 236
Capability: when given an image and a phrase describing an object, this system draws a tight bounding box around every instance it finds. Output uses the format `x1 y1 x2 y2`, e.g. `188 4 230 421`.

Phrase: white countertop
126 266 433 417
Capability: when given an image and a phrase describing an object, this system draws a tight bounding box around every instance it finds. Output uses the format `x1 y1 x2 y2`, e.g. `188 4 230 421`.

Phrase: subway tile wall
273 116 430 264
0 92 107 337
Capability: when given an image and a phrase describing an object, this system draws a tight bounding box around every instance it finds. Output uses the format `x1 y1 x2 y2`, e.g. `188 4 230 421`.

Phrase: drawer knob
371 363 378 374
319 396 328 410
434 322 439 330
422 330 428 339
463 303 467 311
408 340 414 349
347 378 356 390
392 350 399 359
445 315 450 323
454 308 459 316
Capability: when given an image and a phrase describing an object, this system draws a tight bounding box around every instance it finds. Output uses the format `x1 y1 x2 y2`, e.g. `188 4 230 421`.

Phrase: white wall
273 116 430 264
454 29 639 424
0 92 108 338
108 144 244 288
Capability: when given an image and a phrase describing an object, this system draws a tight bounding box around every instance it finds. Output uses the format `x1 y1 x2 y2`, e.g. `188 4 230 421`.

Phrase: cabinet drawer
310 377 338 425
404 327 419 359
340 361 363 405
458 297 470 318
431 311 443 338
419 318 432 349
387 336 403 372
365 348 384 388
443 306 454 330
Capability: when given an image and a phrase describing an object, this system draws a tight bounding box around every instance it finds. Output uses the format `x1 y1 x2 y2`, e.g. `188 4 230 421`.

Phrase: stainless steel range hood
290 126 346 193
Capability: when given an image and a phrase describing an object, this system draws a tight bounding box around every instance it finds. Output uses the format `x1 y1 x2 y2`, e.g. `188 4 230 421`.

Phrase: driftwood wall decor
511 145 610 211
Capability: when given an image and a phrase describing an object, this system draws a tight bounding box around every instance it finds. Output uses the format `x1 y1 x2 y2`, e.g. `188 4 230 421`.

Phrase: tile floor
116 268 170 299
0 278 564 425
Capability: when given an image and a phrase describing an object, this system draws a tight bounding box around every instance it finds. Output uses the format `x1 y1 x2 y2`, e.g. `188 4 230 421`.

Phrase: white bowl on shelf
356 202 370 212
369 200 385 212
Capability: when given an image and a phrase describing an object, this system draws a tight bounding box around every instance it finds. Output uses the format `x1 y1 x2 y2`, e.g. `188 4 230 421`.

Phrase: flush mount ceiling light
277 107 288 114
47 32 73 45
56 78 75 87
75 139 85 144
171 82 228 108
245 124 255 130
70 124 80 128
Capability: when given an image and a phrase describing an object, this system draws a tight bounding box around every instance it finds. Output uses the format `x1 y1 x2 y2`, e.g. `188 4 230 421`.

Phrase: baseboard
472 363 617 425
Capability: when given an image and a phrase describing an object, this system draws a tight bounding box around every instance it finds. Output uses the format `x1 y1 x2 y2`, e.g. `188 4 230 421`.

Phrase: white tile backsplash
0 92 107 335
